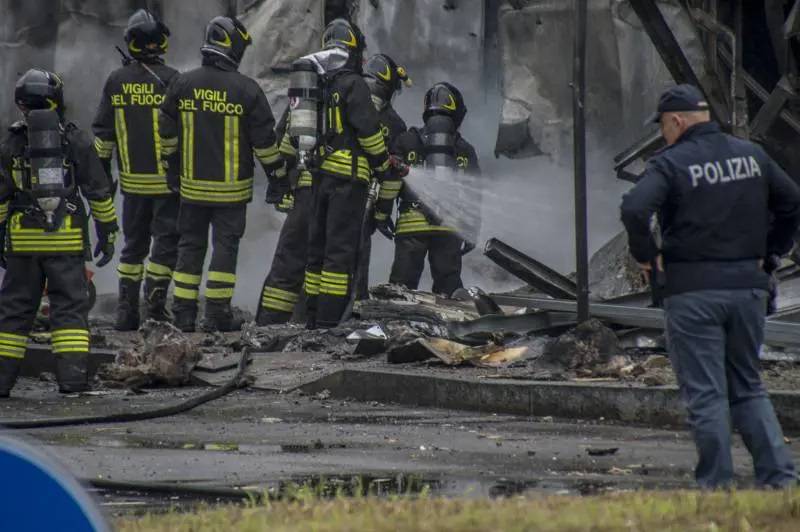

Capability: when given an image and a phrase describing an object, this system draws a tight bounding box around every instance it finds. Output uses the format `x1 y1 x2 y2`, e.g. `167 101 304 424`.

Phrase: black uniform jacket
93 60 179 196
620 121 800 295
0 122 117 256
159 62 281 205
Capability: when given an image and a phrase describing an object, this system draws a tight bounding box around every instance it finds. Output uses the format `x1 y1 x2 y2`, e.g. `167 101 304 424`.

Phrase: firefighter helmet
364 54 411 103
322 18 366 53
424 82 467 128
124 9 170 59
15 69 65 115
201 16 252 68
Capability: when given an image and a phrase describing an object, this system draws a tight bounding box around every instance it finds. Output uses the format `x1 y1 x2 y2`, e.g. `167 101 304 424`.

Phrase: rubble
98 321 201 387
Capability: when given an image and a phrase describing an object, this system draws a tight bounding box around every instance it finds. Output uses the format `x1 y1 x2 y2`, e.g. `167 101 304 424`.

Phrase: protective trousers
389 233 464 297
257 187 313 325
171 203 246 331
304 176 367 328
116 194 180 327
0 255 90 395
665 288 796 489
355 217 374 300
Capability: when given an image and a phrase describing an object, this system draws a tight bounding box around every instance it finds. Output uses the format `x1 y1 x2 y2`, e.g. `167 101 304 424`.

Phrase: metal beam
484 238 577 300
572 0 589 322
488 294 800 347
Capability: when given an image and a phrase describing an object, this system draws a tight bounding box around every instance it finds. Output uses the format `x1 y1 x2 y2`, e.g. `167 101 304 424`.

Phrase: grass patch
117 489 800 531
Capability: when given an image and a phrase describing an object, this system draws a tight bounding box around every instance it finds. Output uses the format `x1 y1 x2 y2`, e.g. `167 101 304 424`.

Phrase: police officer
0 69 118 396
621 84 800 488
93 9 180 330
381 82 480 297
303 19 393 329
356 53 411 299
159 16 285 332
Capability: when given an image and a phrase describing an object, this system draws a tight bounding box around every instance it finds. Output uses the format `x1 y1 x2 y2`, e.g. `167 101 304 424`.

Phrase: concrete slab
301 368 800 430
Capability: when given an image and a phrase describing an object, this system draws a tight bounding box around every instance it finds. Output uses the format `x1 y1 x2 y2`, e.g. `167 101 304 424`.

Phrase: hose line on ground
87 477 265 502
0 348 252 430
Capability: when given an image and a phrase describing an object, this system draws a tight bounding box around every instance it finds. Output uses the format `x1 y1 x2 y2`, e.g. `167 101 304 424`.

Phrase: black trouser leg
389 235 429 290
355 219 373 301
316 178 366 328
172 204 211 332
0 256 43 396
257 188 312 325
429 233 464 297
304 179 328 328
116 194 153 330
143 194 180 321
44 255 91 393
202 205 247 332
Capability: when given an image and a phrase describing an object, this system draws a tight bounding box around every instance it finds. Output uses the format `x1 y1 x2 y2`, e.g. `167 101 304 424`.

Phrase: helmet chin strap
201 47 239 68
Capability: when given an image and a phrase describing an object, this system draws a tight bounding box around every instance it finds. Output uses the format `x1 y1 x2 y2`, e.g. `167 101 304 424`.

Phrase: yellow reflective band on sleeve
0 332 28 360
118 262 145 282
145 262 173 281
297 171 313 188
254 144 281 165
279 135 296 157
375 158 391 173
173 286 199 300
207 271 236 284
304 271 321 296
181 111 194 180
94 137 115 159
378 180 402 200
89 198 117 223
0 201 8 224
205 287 235 300
358 131 387 156
173 272 202 286
114 108 131 174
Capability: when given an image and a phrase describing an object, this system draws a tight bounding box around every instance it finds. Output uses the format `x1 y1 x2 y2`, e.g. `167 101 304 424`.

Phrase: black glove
460 240 476 256
0 223 6 270
266 177 290 205
276 192 295 213
388 154 409 178
93 225 117 268
764 254 781 316
375 217 395 240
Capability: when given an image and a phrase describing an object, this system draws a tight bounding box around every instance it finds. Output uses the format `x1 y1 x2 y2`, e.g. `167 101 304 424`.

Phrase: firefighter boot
255 309 292 326
201 302 243 333
115 279 141 331
172 303 198 333
143 278 171 322
0 357 22 398
55 354 89 394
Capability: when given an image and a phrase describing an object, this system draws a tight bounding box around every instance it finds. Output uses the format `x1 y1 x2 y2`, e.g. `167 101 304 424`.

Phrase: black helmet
364 54 411 103
322 18 366 71
15 69 64 115
124 9 170 60
201 16 252 68
424 82 466 128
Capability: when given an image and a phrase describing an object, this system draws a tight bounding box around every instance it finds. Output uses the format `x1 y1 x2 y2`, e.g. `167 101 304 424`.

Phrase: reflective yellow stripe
224 115 231 183
118 262 144 281
374 211 388 221
0 201 9 224
120 173 171 195
396 209 455 235
181 111 194 180
207 271 236 284
0 332 28 357
335 107 343 133
254 144 280 165
304 271 321 296
52 329 89 336
115 108 131 174
232 116 240 183
174 286 199 300
262 286 299 303
279 135 296 157
297 171 313 188
89 198 116 223
206 287 234 299
161 135 178 156
260 296 295 313
173 272 201 285
152 108 162 171
146 262 172 280
94 137 115 158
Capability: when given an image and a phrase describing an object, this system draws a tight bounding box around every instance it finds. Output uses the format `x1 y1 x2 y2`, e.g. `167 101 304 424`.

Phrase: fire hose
0 348 252 430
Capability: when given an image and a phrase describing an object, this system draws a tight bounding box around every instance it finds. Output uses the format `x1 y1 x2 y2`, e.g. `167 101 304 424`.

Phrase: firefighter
0 69 118 396
93 9 180 331
303 19 393 329
380 82 481 297
159 16 285 332
356 53 411 299
255 108 315 325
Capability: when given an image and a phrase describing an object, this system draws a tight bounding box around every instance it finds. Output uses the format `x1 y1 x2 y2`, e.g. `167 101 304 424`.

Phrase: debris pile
98 321 201 387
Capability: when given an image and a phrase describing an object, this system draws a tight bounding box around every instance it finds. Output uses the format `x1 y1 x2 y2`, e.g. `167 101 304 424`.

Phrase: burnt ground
3 379 800 517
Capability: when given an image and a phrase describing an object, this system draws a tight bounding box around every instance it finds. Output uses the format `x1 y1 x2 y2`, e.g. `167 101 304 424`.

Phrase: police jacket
159 58 281 205
93 59 179 196
387 127 480 236
620 121 800 295
318 71 390 184
0 122 118 256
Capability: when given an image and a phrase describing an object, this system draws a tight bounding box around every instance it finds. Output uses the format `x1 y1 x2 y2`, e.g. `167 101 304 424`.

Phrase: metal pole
732 0 749 138
572 0 589 322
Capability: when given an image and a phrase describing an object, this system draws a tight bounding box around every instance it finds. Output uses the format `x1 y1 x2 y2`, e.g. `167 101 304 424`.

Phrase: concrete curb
301 368 800 430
